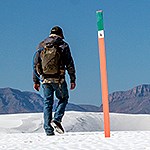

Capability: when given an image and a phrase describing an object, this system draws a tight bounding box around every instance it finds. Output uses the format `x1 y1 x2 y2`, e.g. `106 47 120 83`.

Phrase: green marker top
96 10 104 31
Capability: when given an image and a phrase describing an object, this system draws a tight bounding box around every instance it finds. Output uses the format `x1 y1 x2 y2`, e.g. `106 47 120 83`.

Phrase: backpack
37 39 62 75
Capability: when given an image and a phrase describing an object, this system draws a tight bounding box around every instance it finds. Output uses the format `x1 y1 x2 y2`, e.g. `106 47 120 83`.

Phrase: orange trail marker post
96 10 110 137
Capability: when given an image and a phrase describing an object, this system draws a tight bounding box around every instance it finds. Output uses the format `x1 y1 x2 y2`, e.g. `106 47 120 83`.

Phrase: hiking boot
51 120 64 134
46 132 55 136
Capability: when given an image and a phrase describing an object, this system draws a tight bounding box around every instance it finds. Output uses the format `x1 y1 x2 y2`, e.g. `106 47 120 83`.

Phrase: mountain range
0 87 100 114
0 84 150 114
100 84 150 114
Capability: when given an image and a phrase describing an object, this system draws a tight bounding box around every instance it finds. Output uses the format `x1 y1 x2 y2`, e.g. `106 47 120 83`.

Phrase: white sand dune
0 112 150 150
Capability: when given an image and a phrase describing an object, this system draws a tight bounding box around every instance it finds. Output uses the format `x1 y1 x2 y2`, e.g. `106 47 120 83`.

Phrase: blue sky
0 0 150 106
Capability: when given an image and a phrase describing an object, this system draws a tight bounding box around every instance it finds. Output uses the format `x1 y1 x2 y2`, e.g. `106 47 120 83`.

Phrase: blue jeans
42 80 69 134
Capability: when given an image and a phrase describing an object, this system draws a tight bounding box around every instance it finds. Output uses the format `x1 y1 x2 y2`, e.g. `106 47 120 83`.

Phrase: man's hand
70 82 76 90
34 83 40 91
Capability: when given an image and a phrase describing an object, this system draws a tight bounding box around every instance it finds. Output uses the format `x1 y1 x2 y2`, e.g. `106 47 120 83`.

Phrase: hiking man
33 26 76 136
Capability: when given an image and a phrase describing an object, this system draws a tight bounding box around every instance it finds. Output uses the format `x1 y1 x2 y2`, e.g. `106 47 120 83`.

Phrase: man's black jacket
33 35 76 84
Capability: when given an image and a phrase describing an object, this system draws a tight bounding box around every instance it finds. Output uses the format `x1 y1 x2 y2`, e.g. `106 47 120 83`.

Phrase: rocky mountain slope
100 84 150 114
